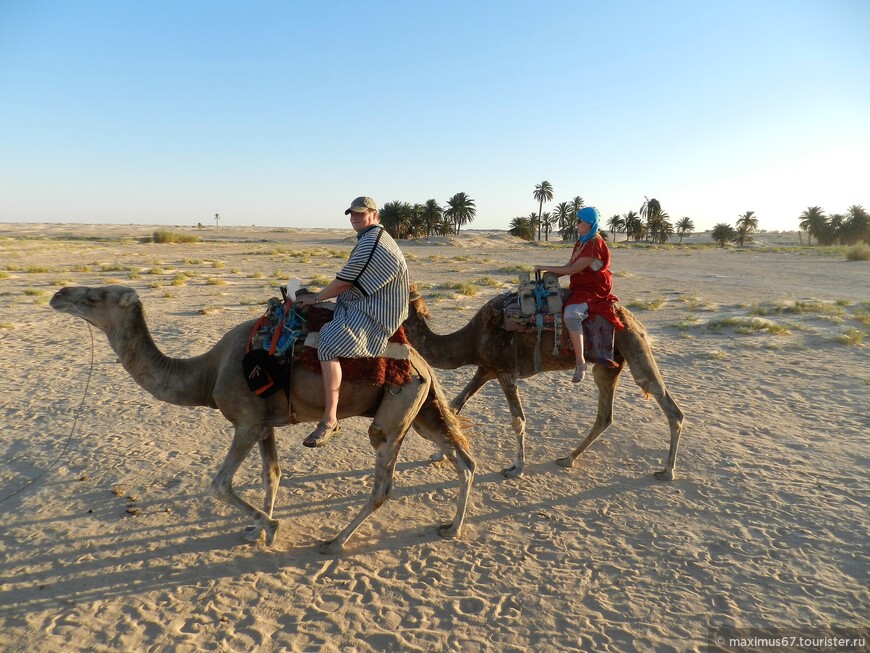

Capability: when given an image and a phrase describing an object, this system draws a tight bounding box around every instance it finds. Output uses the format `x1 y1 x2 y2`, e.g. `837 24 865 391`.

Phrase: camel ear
118 290 139 307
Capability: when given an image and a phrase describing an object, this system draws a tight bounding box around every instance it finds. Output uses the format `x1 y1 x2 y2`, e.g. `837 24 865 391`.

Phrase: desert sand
0 223 867 652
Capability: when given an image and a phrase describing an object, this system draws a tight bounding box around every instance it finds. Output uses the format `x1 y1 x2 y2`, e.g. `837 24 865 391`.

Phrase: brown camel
403 288 683 480
50 285 475 553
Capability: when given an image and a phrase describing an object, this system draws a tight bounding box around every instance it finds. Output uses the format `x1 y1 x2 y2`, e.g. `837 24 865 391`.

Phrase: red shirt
565 235 623 329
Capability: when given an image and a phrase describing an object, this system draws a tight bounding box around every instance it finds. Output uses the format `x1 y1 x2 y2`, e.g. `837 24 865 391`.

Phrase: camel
403 287 683 480
50 285 475 553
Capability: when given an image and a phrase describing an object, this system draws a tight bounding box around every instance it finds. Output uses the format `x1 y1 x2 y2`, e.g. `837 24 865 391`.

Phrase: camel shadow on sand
0 456 678 621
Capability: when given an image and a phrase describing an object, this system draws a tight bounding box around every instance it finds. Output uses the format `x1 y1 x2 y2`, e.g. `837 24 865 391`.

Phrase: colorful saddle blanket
297 306 413 386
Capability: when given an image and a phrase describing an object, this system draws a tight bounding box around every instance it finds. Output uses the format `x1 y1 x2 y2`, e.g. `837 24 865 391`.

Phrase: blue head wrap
576 207 600 244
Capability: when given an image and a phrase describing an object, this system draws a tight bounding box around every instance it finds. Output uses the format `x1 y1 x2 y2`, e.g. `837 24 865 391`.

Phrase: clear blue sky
1 1 868 232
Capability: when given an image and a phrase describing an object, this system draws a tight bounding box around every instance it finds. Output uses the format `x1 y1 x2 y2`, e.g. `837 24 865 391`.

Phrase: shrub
153 229 199 244
627 298 665 310
834 328 865 345
845 244 870 261
497 265 533 274
707 316 789 335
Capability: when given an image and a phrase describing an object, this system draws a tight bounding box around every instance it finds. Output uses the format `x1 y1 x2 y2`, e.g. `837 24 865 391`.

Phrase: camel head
50 285 141 333
408 284 430 319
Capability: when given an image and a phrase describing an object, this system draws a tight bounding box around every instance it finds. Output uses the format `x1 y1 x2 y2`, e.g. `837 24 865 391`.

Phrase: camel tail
426 371 471 452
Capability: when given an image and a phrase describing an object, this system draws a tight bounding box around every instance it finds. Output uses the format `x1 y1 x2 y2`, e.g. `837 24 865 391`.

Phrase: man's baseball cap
344 196 378 215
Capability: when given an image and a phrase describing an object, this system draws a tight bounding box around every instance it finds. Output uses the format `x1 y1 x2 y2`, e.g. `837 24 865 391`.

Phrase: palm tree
421 199 443 237
799 206 826 246
379 201 413 239
434 215 455 236
624 213 644 242
828 213 845 245
444 192 476 235
639 196 661 220
735 211 759 247
533 181 553 241
541 212 558 241
508 216 535 241
675 217 694 244
711 223 737 247
621 210 638 242
639 196 662 243
553 202 573 241
407 203 427 239
658 218 675 243
607 214 625 242
841 205 869 245
647 211 671 244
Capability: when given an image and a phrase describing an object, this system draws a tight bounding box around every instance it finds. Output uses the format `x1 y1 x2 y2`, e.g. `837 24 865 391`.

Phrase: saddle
502 274 620 369
242 290 412 399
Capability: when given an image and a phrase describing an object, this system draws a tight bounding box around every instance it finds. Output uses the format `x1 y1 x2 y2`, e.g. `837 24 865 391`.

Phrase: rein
0 322 95 504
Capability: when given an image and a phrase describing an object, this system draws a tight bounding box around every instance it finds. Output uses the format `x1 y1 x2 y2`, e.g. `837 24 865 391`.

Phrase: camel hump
480 294 507 328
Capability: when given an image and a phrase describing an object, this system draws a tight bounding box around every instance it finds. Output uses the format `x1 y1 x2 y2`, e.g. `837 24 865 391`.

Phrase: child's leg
563 303 588 382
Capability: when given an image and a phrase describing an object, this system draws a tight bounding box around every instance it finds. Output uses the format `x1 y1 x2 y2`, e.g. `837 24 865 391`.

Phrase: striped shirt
317 225 409 361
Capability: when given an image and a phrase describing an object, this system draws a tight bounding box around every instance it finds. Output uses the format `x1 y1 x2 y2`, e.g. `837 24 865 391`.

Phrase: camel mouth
49 288 81 315
49 290 69 311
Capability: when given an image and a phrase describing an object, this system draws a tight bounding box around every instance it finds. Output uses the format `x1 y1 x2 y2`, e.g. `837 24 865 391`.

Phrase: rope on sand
0 323 95 505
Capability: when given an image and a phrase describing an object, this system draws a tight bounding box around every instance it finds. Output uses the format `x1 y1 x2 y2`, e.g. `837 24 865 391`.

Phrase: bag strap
266 298 293 355
246 315 268 353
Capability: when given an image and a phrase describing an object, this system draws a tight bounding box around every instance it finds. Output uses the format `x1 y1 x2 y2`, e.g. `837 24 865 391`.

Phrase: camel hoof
318 538 343 555
437 522 460 539
242 525 264 543
556 456 574 469
654 469 675 481
263 519 280 546
501 464 524 479
430 450 445 462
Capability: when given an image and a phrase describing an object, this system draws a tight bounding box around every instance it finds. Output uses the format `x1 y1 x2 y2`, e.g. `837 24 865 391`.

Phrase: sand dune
1 224 867 651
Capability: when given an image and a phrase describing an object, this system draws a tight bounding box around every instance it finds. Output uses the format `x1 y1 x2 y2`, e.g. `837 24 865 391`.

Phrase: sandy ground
0 223 868 652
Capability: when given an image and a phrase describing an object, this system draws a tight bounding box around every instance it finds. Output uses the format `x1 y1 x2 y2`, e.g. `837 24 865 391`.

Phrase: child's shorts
564 302 588 332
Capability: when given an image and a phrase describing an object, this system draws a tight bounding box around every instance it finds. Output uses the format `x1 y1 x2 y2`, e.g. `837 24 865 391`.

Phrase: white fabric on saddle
303 333 411 360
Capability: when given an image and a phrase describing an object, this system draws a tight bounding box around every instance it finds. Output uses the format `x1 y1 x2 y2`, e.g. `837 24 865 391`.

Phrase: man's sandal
303 421 341 448
572 363 588 383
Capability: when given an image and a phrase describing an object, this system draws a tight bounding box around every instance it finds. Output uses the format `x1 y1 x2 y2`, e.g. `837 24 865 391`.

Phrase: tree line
509 182 694 245
377 193 476 239
710 205 869 247
374 181 869 249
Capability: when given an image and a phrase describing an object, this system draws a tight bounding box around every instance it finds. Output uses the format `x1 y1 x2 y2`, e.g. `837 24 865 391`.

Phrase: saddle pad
502 291 559 332
297 306 413 385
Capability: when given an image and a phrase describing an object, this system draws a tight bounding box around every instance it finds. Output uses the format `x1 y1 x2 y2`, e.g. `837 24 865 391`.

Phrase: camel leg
320 377 429 554
450 366 493 413
557 363 622 470
413 400 475 539
496 373 527 479
647 387 683 480
210 424 280 546
243 429 281 543
319 427 407 554
621 346 685 480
